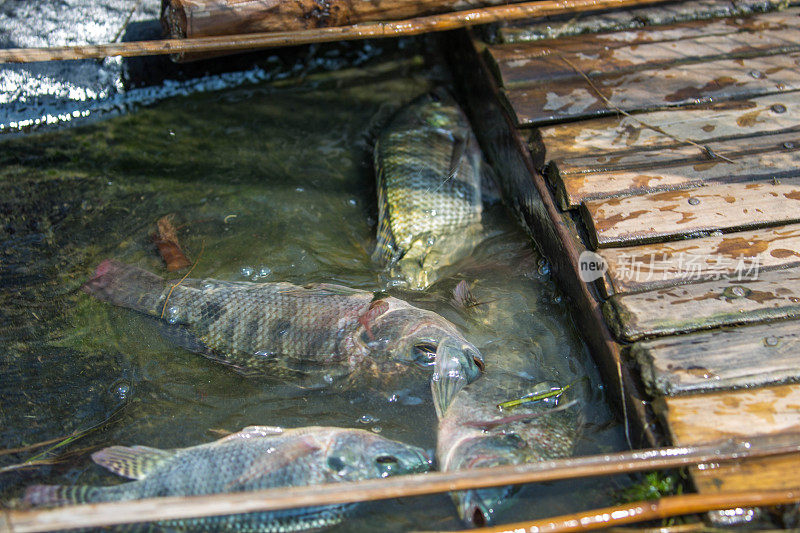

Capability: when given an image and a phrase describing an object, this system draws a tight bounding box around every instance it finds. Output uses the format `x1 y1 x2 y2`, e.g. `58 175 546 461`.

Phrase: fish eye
503 433 526 449
327 456 346 472
473 355 485 372
413 342 437 365
376 455 399 465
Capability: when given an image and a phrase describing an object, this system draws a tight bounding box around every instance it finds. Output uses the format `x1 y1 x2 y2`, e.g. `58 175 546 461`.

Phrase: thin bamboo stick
4 433 800 533
0 0 668 64
456 490 800 533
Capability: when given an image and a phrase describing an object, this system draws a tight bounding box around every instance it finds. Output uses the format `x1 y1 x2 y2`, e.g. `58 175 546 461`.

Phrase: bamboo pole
4 433 800 533
455 490 800 533
0 0 669 64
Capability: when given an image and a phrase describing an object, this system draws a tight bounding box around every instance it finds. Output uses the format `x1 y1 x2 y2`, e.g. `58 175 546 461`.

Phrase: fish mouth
454 490 495 528
431 338 481 418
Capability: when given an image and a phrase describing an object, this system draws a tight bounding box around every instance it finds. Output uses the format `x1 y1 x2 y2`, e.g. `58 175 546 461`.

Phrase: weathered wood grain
162 0 534 37
505 52 800 126
550 129 800 209
632 321 800 396
583 181 800 248
657 385 800 493
490 23 800 86
604 268 800 341
496 0 790 43
532 92 800 163
599 224 800 296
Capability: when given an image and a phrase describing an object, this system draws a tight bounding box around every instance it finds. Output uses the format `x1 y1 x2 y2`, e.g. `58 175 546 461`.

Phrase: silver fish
436 371 580 527
83 260 483 394
373 91 485 290
24 425 431 532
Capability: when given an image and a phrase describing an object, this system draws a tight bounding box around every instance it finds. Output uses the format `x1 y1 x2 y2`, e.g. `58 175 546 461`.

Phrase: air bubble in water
358 414 379 424
241 266 254 277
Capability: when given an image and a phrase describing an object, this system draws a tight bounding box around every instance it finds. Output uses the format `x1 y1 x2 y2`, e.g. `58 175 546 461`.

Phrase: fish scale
82 260 484 393
24 426 431 532
436 371 580 527
374 91 485 290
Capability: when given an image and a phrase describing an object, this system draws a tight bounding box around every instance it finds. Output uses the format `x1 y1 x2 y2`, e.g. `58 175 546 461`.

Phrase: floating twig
497 381 573 410
153 215 191 272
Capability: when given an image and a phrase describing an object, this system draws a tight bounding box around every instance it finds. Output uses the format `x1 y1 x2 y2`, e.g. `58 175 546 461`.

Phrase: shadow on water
0 39 630 530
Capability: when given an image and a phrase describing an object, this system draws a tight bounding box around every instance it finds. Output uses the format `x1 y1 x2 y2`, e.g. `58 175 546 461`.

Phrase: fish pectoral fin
226 438 323 490
91 445 175 480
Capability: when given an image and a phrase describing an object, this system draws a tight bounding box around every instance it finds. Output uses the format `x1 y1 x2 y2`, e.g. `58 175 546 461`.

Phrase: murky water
0 44 628 530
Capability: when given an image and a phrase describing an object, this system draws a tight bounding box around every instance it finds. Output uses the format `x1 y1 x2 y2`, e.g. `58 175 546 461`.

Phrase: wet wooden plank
599 224 800 296
604 268 800 342
505 52 800 126
490 23 800 86
582 181 800 249
633 321 800 396
532 92 800 163
496 0 790 43
656 385 800 493
550 129 800 209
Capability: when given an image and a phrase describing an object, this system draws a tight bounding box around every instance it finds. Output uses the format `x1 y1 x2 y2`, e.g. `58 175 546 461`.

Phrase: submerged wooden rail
458 490 800 533
0 0 667 63
4 433 800 533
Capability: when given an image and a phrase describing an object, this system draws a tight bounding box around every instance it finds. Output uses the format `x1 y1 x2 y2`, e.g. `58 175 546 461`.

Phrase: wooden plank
496 0 790 44
633 321 800 396
490 8 800 63
603 268 800 342
599 224 800 296
532 92 800 163
657 385 800 493
582 181 800 249
504 52 800 126
490 24 800 86
550 129 800 209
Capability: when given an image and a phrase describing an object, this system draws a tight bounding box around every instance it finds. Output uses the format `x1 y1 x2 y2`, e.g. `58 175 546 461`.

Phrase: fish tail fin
82 260 168 316
23 485 102 507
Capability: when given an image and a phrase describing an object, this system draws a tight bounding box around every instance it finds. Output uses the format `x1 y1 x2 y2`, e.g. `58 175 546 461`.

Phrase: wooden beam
604 268 800 341
582 181 800 248
531 92 800 164
657 385 800 493
633 320 800 396
598 223 800 296
0 0 670 64
505 52 800 126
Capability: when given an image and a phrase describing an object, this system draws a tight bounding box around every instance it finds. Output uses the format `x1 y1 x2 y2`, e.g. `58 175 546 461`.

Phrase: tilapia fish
25 425 431 532
83 260 482 393
436 371 580 527
373 91 485 290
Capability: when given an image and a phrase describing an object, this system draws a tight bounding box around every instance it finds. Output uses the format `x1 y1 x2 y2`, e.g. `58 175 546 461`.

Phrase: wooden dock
448 0 800 509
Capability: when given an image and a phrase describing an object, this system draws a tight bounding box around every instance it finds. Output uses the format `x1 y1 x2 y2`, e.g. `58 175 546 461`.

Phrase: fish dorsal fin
91 445 175 480
220 426 285 442
279 283 366 298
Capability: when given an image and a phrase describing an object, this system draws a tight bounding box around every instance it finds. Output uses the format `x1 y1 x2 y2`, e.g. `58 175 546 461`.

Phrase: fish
24 425 431 532
83 260 483 395
435 371 580 527
373 90 486 290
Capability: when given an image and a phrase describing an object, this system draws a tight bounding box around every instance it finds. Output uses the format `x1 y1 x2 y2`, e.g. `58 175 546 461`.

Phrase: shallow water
0 44 629 530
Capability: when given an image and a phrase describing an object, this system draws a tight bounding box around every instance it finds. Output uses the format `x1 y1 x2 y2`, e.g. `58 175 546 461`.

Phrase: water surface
0 46 628 530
